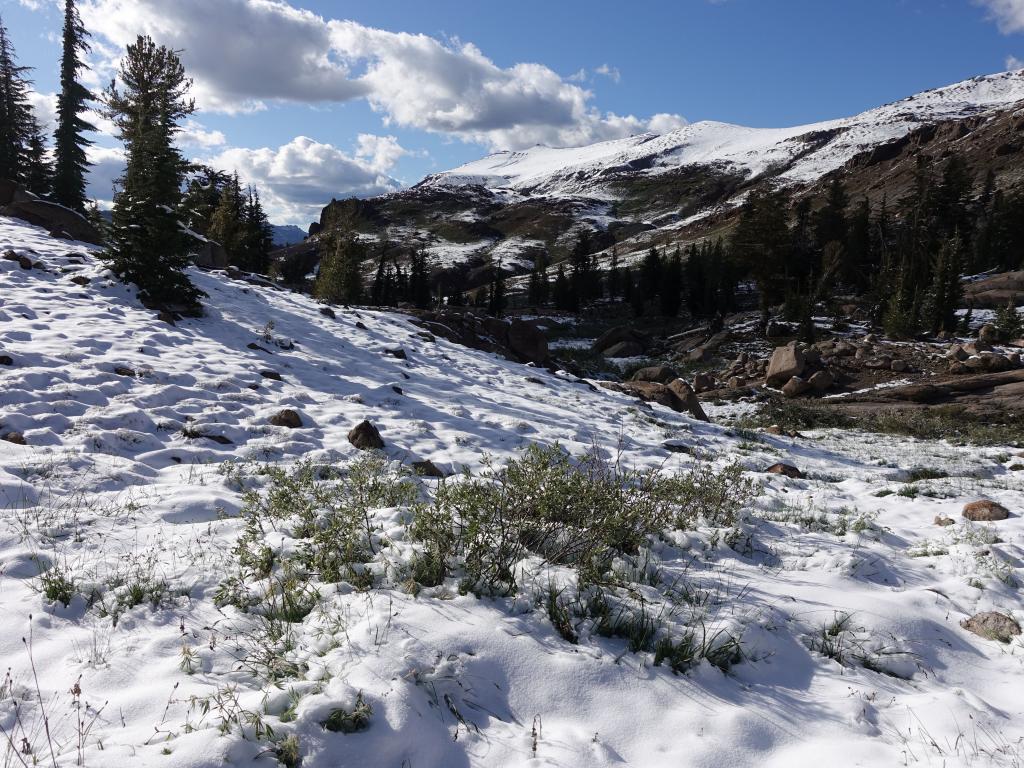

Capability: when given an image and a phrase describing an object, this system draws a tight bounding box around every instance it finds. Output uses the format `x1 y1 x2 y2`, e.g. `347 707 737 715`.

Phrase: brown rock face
962 499 1010 521
960 611 1021 643
782 376 812 398
666 379 710 422
348 420 385 450
269 409 303 429
808 370 835 392
765 344 806 387
411 460 446 478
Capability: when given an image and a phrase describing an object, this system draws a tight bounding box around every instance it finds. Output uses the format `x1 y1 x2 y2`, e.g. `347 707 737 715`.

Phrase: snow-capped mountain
305 68 1024 286
423 69 1024 197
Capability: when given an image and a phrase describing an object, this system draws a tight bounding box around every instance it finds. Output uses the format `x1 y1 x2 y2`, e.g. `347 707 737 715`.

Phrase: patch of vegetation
743 400 1024 447
322 693 372 733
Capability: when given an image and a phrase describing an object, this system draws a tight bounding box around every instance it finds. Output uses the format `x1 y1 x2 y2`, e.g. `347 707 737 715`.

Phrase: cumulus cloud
1008 54 1024 70
75 0 685 150
84 145 126 206
28 91 58 131
201 135 404 224
978 0 1024 34
179 121 228 149
594 64 621 84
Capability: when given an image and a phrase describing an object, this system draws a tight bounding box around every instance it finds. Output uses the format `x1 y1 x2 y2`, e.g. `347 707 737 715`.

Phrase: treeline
0 4 280 313
181 168 273 273
314 237 433 309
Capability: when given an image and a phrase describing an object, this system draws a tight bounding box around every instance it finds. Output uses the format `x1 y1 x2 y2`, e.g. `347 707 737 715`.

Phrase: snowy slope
426 69 1024 196
2 216 1024 767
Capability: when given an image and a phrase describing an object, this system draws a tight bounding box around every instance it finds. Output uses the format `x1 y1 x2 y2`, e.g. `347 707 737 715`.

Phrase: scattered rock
978 324 1000 346
592 326 651 356
157 311 176 325
947 344 969 362
692 372 716 393
70 275 89 286
603 340 645 358
0 354 11 366
962 340 992 355
765 463 804 479
506 319 548 364
248 343 271 353
934 515 955 527
113 366 136 377
726 375 746 389
203 434 233 445
686 345 713 363
631 365 679 385
269 409 302 429
782 376 812 398
1 431 26 445
765 343 806 386
808 370 835 392
667 379 710 422
411 460 445 478
385 347 407 360
355 321 367 330
962 499 1009 521
320 306 336 319
890 359 909 372
662 441 691 454
348 420 384 450
259 370 283 381
960 611 1021 643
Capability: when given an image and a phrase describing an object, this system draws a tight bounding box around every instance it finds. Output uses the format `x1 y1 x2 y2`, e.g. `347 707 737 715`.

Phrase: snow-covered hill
425 69 1024 197
3 216 1024 767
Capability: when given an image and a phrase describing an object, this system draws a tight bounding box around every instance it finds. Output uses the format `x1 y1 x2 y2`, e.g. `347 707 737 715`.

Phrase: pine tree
637 247 662 314
52 0 95 212
180 166 228 236
208 172 244 259
103 35 201 311
371 250 390 305
316 235 364 304
23 119 52 196
408 250 431 308
527 268 543 307
486 270 506 317
608 246 620 299
659 247 683 316
0 18 44 187
552 265 572 311
240 185 272 273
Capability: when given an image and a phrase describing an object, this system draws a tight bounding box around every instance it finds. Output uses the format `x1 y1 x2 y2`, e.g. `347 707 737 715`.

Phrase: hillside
302 69 1024 286
2 215 1024 766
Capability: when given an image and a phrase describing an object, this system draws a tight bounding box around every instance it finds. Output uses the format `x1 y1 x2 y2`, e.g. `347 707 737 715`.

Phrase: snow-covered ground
426 69 1024 197
1 216 1023 767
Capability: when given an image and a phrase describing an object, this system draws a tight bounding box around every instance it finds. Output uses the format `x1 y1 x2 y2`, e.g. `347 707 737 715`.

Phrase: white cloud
84 145 126 207
201 135 404 224
76 0 685 150
179 120 228 149
1008 54 1024 70
978 0 1024 34
594 64 621 84
28 91 58 131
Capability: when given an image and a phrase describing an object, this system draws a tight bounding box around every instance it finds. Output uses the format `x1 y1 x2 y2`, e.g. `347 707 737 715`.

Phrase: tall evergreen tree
552 265 573 311
659 247 683 317
103 35 201 310
240 185 273 273
486 270 506 317
0 18 43 186
207 172 244 257
316 235 364 304
408 250 431 308
52 0 95 211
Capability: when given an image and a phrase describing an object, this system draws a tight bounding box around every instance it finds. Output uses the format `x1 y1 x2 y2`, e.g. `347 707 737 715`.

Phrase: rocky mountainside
302 69 1024 285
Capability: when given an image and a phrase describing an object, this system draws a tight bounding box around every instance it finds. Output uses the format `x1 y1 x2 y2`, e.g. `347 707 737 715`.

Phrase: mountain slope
3 216 1024 766
302 69 1024 288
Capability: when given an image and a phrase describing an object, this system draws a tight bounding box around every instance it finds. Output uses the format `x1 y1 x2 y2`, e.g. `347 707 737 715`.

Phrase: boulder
782 376 812 398
726 375 745 389
592 326 650 355
692 372 716 393
506 319 548 364
269 409 302 429
808 370 834 392
947 344 969 362
0 354 12 366
890 359 909 373
960 611 1021 643
603 340 645 358
666 379 710 422
411 460 446 478
260 370 283 381
1 431 26 445
765 343 806 387
962 341 992 355
978 324 1000 346
2 196 102 244
348 420 384 450
320 305 336 319
686 346 713 363
933 515 955 527
962 499 1009 522
631 365 679 385
765 463 804 479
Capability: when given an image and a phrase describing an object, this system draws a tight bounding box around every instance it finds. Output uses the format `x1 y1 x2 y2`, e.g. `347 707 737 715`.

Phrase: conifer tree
52 0 95 212
23 119 52 196
659 247 683 317
0 18 44 186
240 185 273 273
608 246 620 299
180 166 228 236
552 265 573 311
408 250 431 308
208 172 244 257
486 270 506 317
103 36 201 310
316 235 364 304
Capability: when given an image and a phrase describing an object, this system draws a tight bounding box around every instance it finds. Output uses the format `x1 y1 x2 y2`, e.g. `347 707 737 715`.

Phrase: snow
426 70 1024 198
1 215 1023 766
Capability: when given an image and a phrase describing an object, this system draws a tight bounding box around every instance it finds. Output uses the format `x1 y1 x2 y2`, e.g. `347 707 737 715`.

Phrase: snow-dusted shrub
412 444 758 595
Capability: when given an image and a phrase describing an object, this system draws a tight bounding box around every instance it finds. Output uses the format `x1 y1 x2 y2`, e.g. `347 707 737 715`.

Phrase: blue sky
3 0 1023 224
